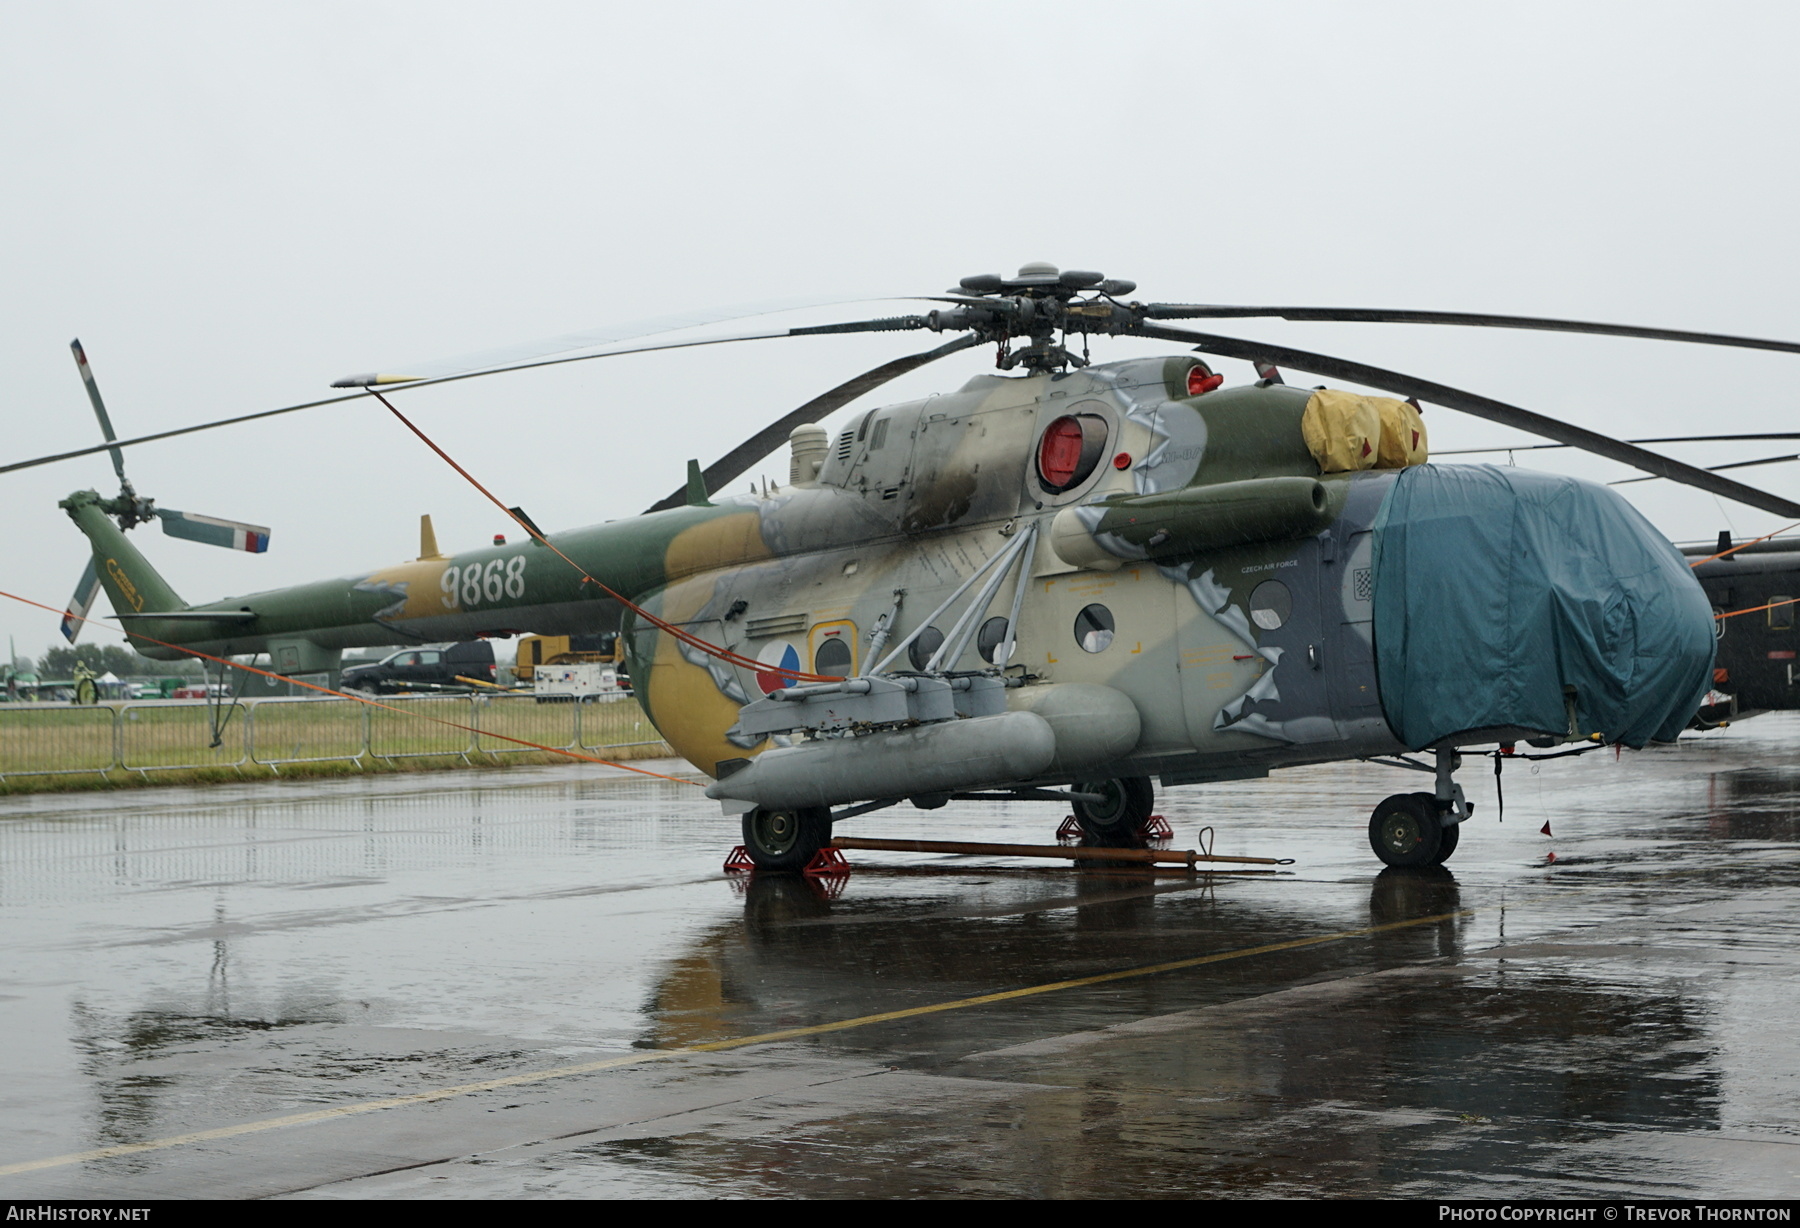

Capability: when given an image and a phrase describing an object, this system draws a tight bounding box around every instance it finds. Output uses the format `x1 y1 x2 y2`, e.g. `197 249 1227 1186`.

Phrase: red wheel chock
1141 814 1173 840
1055 815 1083 840
723 845 755 873
803 847 851 877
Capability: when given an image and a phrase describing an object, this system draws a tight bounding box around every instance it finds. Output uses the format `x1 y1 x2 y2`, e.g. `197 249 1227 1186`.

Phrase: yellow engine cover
1301 389 1381 473
1374 397 1429 468
1302 389 1428 472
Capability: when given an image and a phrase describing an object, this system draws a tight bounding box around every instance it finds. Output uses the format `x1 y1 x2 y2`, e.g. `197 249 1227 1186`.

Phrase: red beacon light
1112 452 1132 470
493 534 506 546
1187 363 1224 397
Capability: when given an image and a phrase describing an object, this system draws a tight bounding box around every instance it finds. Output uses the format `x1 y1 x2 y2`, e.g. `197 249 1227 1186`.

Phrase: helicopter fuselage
64 353 1714 798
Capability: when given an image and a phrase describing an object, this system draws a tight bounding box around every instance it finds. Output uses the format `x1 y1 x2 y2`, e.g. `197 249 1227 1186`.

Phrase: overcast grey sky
5 1 1798 664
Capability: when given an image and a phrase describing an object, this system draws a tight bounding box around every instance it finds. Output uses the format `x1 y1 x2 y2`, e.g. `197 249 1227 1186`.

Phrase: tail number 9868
440 556 527 609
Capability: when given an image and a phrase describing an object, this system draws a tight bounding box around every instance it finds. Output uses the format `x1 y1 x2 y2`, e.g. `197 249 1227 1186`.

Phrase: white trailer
532 663 622 702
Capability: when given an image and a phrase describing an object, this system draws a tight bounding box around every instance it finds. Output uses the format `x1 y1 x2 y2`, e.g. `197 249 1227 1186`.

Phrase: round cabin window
1249 580 1293 631
1074 604 1115 653
814 636 853 677
1036 414 1109 494
909 626 945 671
977 616 1010 664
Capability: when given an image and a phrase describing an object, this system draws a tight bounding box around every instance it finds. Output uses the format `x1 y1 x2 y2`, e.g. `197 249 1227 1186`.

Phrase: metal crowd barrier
0 692 673 782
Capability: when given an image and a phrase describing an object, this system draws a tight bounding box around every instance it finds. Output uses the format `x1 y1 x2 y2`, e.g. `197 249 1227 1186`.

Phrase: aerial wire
367 390 833 683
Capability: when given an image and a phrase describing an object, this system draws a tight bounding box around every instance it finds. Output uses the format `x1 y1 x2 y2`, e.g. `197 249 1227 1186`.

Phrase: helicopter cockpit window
1249 581 1293 631
977 616 1010 664
1036 414 1109 493
909 626 945 671
1074 604 1115 653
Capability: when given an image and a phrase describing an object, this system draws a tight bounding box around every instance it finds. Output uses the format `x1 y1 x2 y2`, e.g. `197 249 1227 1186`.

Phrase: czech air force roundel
755 640 801 694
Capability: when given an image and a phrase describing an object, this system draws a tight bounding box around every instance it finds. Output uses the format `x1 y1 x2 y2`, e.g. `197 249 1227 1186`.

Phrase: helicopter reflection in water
625 865 1727 1196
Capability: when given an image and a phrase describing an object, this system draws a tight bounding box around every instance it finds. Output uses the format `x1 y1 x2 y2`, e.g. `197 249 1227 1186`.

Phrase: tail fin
60 490 186 647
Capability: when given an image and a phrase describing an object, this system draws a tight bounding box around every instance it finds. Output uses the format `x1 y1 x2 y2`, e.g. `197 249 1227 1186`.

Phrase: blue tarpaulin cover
1371 464 1714 749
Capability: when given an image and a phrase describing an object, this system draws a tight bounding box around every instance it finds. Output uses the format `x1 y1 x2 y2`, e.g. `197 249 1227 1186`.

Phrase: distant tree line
34 645 204 678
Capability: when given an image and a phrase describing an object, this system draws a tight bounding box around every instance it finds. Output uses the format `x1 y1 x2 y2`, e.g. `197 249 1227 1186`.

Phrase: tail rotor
57 340 273 642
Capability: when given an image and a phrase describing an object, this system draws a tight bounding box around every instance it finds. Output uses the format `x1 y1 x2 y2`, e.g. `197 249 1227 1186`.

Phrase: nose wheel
741 806 831 872
1369 791 1460 867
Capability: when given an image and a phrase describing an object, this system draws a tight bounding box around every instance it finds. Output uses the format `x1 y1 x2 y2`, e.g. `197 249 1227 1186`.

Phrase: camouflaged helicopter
19 263 1800 872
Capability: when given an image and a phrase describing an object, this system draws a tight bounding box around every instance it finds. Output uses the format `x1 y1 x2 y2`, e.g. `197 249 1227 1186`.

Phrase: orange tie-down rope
1689 521 1800 568
371 391 833 685
0 588 700 786
1716 596 1800 621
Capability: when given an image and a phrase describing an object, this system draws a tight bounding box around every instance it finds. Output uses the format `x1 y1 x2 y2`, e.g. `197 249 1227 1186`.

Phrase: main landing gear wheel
741 806 831 872
1369 792 1445 868
1072 776 1155 847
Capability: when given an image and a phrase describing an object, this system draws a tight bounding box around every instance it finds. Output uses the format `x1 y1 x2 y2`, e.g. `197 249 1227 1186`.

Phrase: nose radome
1370 465 1714 749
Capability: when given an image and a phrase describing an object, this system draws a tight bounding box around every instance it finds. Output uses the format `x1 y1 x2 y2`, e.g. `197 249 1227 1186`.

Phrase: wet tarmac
2 718 1798 1199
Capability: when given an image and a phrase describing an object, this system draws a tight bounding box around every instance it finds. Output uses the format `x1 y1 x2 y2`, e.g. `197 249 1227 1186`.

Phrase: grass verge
0 740 681 796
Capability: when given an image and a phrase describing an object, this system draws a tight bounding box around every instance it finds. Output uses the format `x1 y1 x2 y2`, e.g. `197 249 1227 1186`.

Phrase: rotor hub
931 263 1142 373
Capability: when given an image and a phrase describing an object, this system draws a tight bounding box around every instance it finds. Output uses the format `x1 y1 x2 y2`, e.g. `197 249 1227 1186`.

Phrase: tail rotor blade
61 558 102 644
156 509 271 553
69 339 129 486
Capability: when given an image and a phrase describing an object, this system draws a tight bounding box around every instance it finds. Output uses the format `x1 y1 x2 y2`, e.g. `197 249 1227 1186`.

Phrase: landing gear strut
741 806 831 872
1369 749 1468 868
1071 776 1155 847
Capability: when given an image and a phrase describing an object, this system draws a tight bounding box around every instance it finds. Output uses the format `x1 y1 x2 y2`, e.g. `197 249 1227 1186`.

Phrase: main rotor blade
1437 433 1800 456
1142 305 1800 357
1611 453 1800 486
1134 324 1800 519
69 340 128 485
155 509 271 552
329 294 924 386
1 317 940 478
645 334 981 513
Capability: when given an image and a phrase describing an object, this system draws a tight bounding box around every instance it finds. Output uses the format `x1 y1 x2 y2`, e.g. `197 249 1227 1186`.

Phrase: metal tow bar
828 836 1292 869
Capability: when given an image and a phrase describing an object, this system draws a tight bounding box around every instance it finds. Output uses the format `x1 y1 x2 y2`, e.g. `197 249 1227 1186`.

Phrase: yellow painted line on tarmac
0 906 1474 1177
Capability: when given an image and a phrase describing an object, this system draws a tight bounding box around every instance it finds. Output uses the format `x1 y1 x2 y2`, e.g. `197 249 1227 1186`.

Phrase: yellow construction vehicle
513 633 624 683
